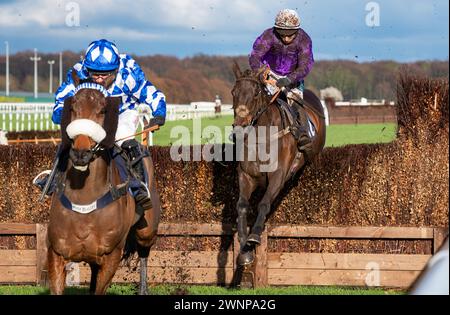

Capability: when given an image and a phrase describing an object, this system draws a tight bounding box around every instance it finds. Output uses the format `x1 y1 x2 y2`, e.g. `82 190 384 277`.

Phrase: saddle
262 70 317 155
276 97 316 140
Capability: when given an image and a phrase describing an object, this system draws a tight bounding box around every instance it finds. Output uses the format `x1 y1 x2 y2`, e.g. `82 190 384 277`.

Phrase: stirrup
298 140 314 162
290 125 309 139
298 134 312 147
134 182 152 210
134 180 151 201
32 170 52 187
138 181 151 199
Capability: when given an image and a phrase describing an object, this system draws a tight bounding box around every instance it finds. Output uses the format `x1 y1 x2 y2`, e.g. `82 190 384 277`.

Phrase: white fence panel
0 103 59 132
0 103 234 132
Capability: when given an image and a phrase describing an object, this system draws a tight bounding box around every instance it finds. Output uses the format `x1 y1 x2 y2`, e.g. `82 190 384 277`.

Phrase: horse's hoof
246 233 261 245
238 250 255 266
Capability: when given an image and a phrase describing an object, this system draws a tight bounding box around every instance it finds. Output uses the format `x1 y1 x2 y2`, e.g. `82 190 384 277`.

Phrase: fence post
254 230 268 287
433 227 448 254
36 223 48 286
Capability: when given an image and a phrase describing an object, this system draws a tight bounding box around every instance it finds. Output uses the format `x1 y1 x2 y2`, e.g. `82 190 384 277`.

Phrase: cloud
0 0 448 61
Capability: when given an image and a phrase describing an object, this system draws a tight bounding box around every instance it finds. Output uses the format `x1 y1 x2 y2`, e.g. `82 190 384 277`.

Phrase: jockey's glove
146 116 165 130
276 77 292 88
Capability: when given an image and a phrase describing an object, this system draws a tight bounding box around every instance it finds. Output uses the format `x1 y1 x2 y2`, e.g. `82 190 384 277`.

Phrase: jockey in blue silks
36 39 166 211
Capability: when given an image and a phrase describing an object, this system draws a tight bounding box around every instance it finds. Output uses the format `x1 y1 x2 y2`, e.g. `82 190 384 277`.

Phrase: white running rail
0 103 234 132
0 103 58 132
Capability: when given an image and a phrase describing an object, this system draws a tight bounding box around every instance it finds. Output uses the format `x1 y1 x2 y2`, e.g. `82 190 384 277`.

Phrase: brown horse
47 79 161 295
231 64 326 265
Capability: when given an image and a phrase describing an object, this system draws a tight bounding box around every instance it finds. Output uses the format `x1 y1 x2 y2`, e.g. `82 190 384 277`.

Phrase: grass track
152 115 397 147
2 114 397 147
0 284 404 295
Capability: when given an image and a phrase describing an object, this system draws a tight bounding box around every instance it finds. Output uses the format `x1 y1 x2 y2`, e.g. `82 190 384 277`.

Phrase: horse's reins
261 67 283 105
234 68 289 140
115 125 160 144
235 70 278 127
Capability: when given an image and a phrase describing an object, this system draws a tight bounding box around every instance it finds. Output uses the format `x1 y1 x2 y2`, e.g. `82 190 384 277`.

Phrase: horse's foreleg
136 238 152 296
134 204 159 295
236 170 257 247
236 197 249 247
48 247 67 295
236 169 257 266
94 248 122 295
89 263 99 294
248 170 285 245
133 157 160 295
139 256 149 295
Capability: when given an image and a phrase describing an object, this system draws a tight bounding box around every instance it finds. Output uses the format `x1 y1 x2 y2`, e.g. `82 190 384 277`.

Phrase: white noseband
66 119 106 144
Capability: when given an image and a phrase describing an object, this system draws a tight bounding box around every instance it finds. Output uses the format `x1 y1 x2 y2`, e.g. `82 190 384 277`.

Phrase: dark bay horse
47 78 161 295
231 64 326 265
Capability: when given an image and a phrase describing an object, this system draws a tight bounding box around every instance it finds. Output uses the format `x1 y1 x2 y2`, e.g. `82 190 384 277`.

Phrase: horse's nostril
69 149 93 166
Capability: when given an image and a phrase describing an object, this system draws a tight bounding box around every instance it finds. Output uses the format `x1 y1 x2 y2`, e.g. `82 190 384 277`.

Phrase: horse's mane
242 69 254 77
241 69 264 82
60 97 74 151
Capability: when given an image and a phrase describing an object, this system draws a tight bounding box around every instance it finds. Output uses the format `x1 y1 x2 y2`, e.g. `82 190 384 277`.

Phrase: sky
0 0 448 62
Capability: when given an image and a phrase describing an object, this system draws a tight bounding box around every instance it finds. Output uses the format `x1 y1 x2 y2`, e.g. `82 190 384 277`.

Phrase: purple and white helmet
274 9 301 30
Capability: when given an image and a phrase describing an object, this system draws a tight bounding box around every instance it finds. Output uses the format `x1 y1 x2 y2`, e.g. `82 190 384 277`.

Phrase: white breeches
287 88 304 100
115 110 140 146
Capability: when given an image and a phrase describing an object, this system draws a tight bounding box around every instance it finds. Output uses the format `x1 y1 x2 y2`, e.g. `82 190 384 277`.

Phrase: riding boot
33 171 55 194
32 145 64 196
288 97 314 161
121 139 153 212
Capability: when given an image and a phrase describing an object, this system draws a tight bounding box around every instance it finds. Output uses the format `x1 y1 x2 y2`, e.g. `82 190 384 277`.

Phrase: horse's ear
100 96 120 149
71 69 81 87
232 61 242 79
60 97 73 151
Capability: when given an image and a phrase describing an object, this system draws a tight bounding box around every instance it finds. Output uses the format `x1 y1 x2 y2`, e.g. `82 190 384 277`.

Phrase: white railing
0 103 234 132
0 103 58 132
166 104 233 121
335 100 395 106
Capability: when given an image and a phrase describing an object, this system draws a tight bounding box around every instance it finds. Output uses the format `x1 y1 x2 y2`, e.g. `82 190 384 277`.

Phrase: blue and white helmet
83 39 120 72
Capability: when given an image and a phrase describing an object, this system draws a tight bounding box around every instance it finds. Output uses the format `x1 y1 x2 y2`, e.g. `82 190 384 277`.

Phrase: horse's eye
99 109 106 114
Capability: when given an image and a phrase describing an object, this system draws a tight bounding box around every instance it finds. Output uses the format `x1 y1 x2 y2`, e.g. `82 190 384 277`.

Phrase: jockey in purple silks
249 9 314 156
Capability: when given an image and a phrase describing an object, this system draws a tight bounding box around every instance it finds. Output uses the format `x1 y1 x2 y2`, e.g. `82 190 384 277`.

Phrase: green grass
1 113 398 148
153 115 397 147
152 115 235 146
0 284 404 295
324 123 397 147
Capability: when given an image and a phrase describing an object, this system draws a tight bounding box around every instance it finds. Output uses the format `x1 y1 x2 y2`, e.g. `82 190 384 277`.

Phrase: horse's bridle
67 82 111 163
67 138 107 167
232 72 292 142
233 77 270 127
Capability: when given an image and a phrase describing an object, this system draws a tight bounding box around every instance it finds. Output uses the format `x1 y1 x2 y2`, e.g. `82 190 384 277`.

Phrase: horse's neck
65 156 110 202
258 103 281 127
253 94 275 123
